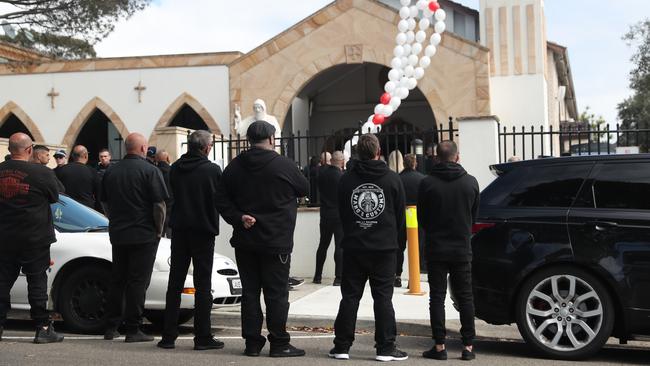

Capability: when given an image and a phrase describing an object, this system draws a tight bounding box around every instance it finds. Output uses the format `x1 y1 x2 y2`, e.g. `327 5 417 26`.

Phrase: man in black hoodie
217 121 309 358
330 134 408 362
417 141 479 361
158 131 223 351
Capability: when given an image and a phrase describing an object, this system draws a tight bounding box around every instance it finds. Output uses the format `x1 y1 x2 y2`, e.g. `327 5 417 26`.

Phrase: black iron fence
498 123 650 163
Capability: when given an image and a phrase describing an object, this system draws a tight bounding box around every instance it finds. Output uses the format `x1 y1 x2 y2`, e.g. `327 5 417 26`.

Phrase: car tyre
145 309 194 329
57 265 112 334
515 266 614 360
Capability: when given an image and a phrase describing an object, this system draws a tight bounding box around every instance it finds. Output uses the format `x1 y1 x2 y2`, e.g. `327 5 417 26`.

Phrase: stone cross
47 87 59 109
134 81 147 103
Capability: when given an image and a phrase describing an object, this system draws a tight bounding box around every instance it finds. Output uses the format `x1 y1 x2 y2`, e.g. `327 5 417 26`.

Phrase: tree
618 19 650 152
0 0 151 59
578 106 609 143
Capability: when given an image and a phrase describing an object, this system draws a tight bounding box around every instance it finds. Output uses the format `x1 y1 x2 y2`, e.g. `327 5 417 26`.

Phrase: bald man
155 150 173 238
55 144 97 209
0 133 64 343
101 133 168 343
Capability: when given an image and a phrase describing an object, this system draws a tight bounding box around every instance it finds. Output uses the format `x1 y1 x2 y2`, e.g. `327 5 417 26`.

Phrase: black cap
147 146 157 158
247 121 276 144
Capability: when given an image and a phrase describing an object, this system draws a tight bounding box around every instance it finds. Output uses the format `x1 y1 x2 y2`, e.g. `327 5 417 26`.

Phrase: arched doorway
283 62 438 162
0 113 35 140
73 109 125 166
168 104 210 131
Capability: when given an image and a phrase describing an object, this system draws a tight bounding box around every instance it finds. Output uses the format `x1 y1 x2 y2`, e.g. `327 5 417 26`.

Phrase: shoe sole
290 282 304 288
33 337 64 344
269 352 306 358
194 344 225 351
157 344 176 349
375 355 409 362
328 353 350 360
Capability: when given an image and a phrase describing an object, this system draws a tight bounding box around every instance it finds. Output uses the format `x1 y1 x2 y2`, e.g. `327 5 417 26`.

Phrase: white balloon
393 45 405 57
419 18 431 31
416 30 427 43
403 44 412 55
374 104 384 115
388 69 401 82
416 0 428 10
435 9 447 22
407 18 417 31
404 65 415 77
391 57 403 70
401 56 409 67
435 21 446 34
411 43 423 56
409 5 418 18
406 31 415 43
419 56 431 68
384 81 397 93
408 78 418 90
400 0 411 6
384 105 395 117
398 19 409 33
425 45 437 57
399 77 410 87
430 33 442 45
362 121 376 134
408 54 419 66
414 67 425 80
396 32 407 45
344 141 352 154
352 135 360 145
397 87 410 99
389 97 402 109
423 8 434 19
399 6 410 19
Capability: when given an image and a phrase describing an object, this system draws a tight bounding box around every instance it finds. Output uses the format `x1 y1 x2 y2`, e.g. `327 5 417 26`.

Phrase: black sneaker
125 329 154 343
394 278 402 288
422 347 447 360
0 326 3 341
376 348 408 362
269 344 306 357
333 278 342 286
244 339 266 357
157 338 175 349
461 349 476 361
194 337 225 351
328 347 350 360
312 277 322 284
34 324 64 344
104 328 120 340
289 277 304 288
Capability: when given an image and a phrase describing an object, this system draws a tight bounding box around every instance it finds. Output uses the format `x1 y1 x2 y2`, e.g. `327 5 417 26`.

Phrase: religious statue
235 99 282 143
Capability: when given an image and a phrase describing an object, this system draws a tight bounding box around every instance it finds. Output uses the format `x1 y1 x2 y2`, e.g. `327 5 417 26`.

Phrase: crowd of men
0 120 479 362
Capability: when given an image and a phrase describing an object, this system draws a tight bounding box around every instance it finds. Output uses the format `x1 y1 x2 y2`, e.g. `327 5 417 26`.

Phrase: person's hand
242 214 256 229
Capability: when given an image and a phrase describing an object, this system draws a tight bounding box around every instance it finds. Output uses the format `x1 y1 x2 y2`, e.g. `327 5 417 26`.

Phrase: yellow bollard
405 206 426 296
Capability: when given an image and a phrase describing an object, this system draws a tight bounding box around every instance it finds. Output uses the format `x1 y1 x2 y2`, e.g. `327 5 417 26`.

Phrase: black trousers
162 230 215 342
106 241 159 333
0 246 50 328
427 260 475 346
334 251 397 353
314 217 343 280
235 249 291 349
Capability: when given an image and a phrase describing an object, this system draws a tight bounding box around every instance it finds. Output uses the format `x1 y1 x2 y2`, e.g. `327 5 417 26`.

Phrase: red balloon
428 1 440 12
380 92 391 105
373 114 385 125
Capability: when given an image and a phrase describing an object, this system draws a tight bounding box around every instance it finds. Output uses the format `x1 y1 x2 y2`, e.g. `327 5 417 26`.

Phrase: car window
484 164 592 208
591 162 650 210
51 195 109 233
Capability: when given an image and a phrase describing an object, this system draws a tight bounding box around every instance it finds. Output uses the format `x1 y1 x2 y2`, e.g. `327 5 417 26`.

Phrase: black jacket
170 152 221 235
218 148 309 254
399 169 426 206
0 160 60 250
101 155 168 245
417 162 480 262
318 165 343 220
337 159 405 252
55 161 97 209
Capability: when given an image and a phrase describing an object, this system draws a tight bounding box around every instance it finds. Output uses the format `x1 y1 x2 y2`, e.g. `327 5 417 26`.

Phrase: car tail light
472 222 496 234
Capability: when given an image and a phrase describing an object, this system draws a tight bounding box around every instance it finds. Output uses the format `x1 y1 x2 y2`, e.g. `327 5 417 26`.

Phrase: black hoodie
217 147 309 254
337 159 406 252
169 151 222 235
417 162 480 262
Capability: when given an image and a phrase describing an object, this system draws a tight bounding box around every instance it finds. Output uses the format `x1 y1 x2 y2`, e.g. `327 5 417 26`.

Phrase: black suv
472 154 650 360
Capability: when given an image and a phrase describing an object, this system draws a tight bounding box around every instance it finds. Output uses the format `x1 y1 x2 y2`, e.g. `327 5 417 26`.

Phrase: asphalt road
1 318 649 366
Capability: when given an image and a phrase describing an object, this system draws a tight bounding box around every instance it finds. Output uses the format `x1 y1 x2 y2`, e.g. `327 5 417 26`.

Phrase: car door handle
587 221 618 231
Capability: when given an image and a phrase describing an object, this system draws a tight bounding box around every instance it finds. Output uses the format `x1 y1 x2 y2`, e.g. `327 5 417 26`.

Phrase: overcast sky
4 1 649 125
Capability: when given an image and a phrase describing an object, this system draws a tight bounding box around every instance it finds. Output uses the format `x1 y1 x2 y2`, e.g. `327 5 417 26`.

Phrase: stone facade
229 0 491 134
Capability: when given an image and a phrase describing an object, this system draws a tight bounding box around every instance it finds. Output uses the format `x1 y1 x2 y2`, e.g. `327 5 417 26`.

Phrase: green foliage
0 0 151 59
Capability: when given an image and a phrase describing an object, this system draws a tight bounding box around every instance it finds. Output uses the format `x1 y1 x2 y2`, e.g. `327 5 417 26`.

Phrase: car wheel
515 266 614 360
57 266 111 334
145 309 194 328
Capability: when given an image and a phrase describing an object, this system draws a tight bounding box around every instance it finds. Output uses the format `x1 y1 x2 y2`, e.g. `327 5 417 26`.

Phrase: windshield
51 195 108 233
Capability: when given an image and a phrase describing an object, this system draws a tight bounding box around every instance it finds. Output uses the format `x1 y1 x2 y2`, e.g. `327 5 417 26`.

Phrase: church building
0 0 576 166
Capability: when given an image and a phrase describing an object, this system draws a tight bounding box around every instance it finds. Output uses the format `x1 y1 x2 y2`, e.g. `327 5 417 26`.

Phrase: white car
9 195 242 334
